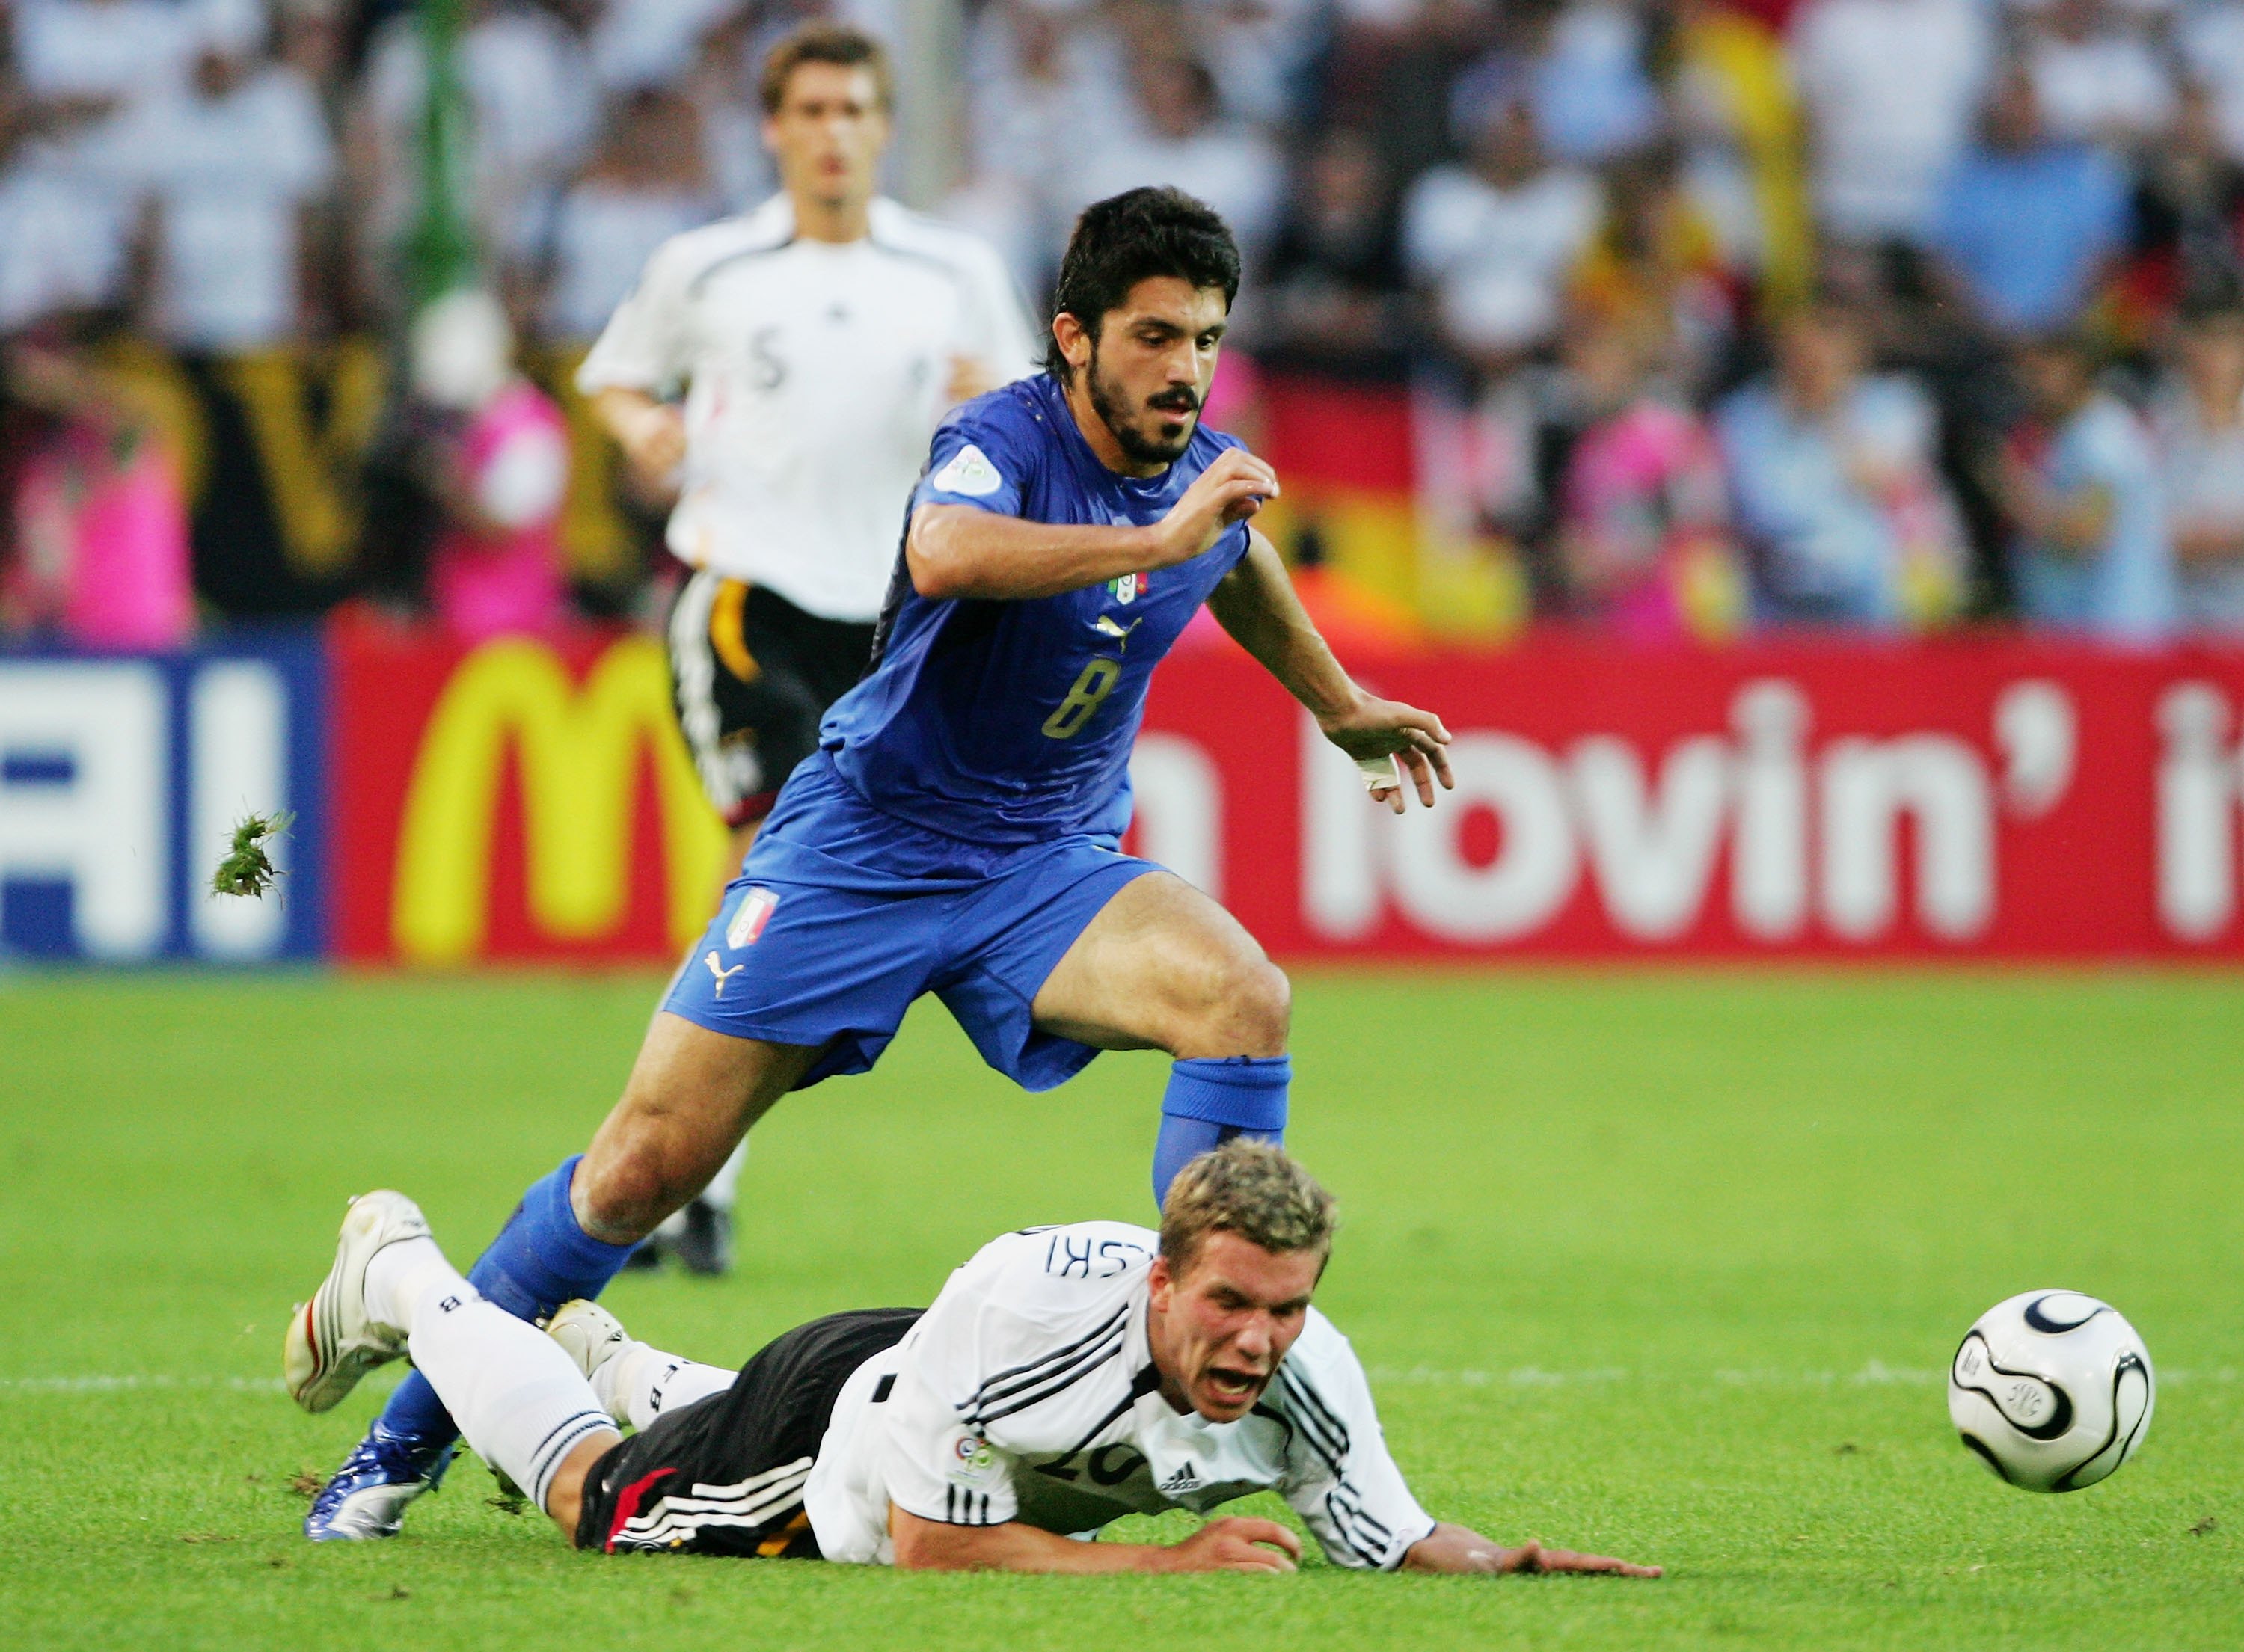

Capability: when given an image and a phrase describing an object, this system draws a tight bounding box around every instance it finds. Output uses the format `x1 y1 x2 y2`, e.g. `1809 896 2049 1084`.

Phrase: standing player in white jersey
286 1141 1662 1579
576 22 1038 1274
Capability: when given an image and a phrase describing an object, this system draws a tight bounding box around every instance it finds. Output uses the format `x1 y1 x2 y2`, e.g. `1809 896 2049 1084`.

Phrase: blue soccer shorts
663 752 1161 1090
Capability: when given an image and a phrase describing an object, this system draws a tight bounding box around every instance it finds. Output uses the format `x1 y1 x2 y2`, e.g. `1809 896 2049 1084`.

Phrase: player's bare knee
576 1134 695 1244
1227 958 1291 1055
1171 949 1289 1057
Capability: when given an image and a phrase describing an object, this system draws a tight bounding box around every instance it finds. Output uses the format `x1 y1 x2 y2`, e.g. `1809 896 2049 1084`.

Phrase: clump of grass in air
210 810 295 899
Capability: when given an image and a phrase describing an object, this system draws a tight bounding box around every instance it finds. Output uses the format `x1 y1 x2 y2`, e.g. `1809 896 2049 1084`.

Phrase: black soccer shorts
574 1307 921 1556
665 571 877 829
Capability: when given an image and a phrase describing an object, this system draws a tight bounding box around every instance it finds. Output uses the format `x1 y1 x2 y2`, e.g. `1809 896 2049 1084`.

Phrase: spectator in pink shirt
408 287 570 640
1554 313 1741 642
1 321 195 648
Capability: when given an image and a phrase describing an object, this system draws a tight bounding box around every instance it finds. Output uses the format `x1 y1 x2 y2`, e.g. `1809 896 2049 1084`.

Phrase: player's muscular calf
1031 872 1289 1059
571 1016 821 1244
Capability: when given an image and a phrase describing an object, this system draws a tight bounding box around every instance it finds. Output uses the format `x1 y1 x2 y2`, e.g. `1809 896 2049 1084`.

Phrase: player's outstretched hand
1495 1540 1663 1579
1404 1524 1663 1578
1156 449 1280 565
1161 1516 1302 1574
1319 695 1455 814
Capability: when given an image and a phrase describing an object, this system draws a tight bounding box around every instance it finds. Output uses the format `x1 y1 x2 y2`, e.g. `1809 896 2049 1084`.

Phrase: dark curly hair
1046 188 1241 381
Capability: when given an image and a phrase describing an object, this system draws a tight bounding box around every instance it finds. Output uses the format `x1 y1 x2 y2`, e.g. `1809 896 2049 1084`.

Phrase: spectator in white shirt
2 0 211 317
540 84 720 343
2180 0 2244 163
1717 299 1967 628
2024 0 2176 152
117 10 336 352
2151 304 2244 631
1402 94 1601 373
1063 46 1282 274
1791 0 1993 245
353 0 598 296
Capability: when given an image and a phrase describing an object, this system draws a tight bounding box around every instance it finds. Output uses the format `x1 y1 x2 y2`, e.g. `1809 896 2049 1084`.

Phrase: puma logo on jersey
1091 614 1141 644
1158 1461 1203 1495
705 951 747 997
933 443 1003 497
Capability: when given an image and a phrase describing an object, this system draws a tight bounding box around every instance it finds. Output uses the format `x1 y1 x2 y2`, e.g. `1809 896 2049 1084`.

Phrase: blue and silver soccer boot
302 1422 456 1541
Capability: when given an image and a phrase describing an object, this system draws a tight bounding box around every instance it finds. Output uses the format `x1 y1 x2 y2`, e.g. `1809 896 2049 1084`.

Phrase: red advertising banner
328 615 729 965
328 618 2244 964
1130 636 2244 959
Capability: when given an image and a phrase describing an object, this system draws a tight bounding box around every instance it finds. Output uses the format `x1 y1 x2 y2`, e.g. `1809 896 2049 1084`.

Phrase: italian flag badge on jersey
1107 572 1147 604
726 887 779 948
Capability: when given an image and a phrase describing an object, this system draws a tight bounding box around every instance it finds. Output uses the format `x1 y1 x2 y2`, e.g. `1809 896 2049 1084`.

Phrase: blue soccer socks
1152 1054 1291 1207
370 1155 640 1451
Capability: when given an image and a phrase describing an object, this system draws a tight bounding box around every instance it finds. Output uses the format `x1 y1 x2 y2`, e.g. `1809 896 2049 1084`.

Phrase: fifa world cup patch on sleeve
726 886 779 948
944 1429 1004 1488
932 443 1003 497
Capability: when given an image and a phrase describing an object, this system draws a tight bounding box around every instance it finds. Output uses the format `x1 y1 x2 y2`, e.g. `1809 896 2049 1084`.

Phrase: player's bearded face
1079 281 1230 467
1147 1233 1322 1423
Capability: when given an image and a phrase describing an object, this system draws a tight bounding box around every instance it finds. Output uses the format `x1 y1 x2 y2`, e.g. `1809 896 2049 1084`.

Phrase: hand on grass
1404 1522 1661 1578
1493 1538 1662 1579
1160 1517 1302 1574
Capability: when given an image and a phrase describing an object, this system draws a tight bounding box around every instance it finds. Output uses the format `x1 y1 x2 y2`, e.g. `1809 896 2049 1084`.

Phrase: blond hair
1159 1140 1337 1277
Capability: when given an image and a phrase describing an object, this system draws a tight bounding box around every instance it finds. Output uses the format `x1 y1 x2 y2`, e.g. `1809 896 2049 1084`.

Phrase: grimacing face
1145 1230 1325 1424
764 61 889 212
1071 276 1229 467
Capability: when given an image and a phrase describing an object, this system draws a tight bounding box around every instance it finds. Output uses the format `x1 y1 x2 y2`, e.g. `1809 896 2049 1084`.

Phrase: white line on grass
0 1374 287 1395
4 1366 2233 1398
1367 1364 2238 1389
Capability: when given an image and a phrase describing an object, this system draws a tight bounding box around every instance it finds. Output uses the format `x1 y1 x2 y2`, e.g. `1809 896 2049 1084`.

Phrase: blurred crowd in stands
9 0 2244 647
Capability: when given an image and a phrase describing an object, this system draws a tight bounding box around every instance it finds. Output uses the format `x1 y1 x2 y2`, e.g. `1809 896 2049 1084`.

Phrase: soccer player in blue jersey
304 187 1453 1540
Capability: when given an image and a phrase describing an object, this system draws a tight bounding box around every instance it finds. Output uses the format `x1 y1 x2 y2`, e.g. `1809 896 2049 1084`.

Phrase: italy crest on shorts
1106 572 1145 604
726 886 780 949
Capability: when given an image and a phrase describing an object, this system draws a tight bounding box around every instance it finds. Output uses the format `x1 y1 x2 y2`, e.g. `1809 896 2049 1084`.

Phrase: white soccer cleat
547 1298 634 1424
283 1191 430 1414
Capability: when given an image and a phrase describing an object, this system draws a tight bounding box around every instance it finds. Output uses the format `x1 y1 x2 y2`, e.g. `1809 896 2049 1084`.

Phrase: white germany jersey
576 194 1039 621
803 1222 1437 1569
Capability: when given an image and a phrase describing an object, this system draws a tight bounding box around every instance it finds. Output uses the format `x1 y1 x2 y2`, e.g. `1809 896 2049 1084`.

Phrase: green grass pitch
2 969 2240 1650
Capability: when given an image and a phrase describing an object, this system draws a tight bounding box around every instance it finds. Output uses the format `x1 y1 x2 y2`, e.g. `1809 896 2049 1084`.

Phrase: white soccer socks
610 1347 735 1433
367 1239 616 1514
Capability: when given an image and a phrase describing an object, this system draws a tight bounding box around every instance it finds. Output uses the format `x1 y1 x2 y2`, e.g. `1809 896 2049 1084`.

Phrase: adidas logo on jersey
1157 1461 1203 1495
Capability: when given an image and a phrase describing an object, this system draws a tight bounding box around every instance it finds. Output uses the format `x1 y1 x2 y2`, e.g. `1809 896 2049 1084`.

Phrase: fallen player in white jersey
284 1142 1660 1577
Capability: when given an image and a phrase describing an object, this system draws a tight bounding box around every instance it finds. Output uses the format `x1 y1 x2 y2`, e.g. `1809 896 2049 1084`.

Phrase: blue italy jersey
820 372 1254 845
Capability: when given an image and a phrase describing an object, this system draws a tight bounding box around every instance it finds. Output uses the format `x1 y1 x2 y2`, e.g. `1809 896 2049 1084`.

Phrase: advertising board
318 626 2244 965
0 634 325 961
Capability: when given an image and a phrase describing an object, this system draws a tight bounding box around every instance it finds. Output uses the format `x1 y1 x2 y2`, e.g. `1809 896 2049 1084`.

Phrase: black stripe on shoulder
1281 1367 1354 1460
972 1322 1129 1426
1057 1363 1163 1458
685 233 796 298
960 1305 1129 1413
1282 1364 1353 1449
1277 1370 1348 1476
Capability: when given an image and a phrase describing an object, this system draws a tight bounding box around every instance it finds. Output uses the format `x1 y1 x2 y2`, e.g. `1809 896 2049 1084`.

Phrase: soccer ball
1948 1291 2154 1493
